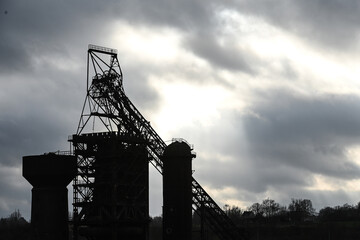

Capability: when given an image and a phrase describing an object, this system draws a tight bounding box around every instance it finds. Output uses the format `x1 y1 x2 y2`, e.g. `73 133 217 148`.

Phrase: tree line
222 198 360 224
0 209 30 240
3 200 360 240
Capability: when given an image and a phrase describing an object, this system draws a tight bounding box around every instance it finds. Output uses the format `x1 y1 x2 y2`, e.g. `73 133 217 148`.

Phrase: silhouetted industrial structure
163 140 195 240
70 133 149 239
23 44 246 240
23 153 76 240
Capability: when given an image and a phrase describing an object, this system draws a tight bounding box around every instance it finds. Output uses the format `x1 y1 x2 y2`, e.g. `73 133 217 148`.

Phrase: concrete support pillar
23 154 76 240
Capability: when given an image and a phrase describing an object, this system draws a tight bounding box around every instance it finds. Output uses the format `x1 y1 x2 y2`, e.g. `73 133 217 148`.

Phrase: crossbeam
88 44 117 55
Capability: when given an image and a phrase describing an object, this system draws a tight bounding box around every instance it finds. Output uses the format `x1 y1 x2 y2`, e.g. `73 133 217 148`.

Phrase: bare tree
9 209 21 221
248 202 263 217
261 198 281 218
288 199 315 222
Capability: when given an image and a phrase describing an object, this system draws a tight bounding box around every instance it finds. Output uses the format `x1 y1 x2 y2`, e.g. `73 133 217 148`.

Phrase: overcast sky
2 0 360 220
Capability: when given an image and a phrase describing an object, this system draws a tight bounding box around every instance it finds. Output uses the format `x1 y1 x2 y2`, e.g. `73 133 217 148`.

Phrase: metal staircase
74 44 246 240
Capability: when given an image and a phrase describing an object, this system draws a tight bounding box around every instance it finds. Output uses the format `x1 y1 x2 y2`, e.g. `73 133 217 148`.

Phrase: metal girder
73 44 247 240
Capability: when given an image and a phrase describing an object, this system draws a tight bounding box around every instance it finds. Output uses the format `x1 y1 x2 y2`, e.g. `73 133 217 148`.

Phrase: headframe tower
71 44 246 240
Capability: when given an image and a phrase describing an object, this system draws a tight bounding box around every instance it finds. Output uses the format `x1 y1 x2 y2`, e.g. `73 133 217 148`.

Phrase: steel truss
71 132 149 240
72 44 246 240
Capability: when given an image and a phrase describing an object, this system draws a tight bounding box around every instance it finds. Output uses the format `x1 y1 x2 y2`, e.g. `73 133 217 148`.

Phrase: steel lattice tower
71 45 149 240
71 44 247 240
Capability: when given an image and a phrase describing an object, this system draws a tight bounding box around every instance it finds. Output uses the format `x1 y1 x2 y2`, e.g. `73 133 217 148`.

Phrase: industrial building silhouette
23 154 76 240
22 45 246 240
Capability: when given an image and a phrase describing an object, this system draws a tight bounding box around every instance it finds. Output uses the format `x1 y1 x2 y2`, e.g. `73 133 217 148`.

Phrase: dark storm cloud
116 0 259 75
0 91 78 166
2 0 360 219
117 0 215 30
185 31 254 73
265 184 359 212
3 0 357 82
0 0 178 155
0 0 141 78
0 37 31 74
194 154 311 195
0 0 165 103
243 90 360 180
190 90 360 202
1 0 259 79
115 0 360 74
232 0 360 51
0 165 29 217
0 0 170 218
122 65 161 112
0 76 79 218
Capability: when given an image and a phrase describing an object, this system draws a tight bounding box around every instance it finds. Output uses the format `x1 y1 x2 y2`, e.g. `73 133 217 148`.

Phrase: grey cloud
1 0 258 80
123 66 161 114
184 32 255 74
268 186 357 212
0 166 30 220
118 0 215 31
117 1 259 75
0 103 74 218
0 0 166 165
0 0 169 219
4 0 359 80
0 108 74 166
0 72 81 219
0 37 31 74
2 0 360 219
193 155 311 195
184 89 360 209
243 90 360 179
0 0 118 75
277 59 299 81
231 0 360 51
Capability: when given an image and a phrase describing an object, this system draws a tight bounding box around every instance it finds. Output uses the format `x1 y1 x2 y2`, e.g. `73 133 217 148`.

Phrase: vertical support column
163 140 195 240
23 154 76 240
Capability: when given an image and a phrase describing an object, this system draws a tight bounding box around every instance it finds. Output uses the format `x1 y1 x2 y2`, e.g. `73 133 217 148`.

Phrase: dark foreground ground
2 218 360 240
243 221 360 240
149 221 360 240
